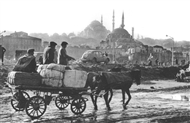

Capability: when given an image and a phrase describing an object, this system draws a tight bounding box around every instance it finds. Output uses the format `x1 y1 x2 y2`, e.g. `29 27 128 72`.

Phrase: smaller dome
112 28 130 38
89 20 102 27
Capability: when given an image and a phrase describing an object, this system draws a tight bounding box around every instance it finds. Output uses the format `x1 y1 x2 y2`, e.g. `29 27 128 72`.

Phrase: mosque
100 11 144 63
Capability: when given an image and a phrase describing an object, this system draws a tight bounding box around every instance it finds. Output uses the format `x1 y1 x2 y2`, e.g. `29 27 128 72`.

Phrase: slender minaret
112 10 115 31
101 15 103 25
120 12 125 29
132 27 134 39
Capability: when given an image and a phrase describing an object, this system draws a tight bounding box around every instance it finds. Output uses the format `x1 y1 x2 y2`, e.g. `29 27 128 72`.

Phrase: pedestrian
155 58 158 65
176 59 178 65
43 41 57 64
0 45 6 65
13 48 37 73
148 59 152 66
57 41 75 65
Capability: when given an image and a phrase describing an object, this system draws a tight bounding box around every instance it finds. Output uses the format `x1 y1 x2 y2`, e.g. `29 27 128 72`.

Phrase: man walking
0 45 6 65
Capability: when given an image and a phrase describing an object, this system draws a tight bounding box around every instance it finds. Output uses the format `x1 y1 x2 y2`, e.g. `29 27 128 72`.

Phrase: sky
0 0 190 41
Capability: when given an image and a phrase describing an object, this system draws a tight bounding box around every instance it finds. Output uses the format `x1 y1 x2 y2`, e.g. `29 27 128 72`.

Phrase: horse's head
92 72 108 91
130 69 141 85
85 72 99 89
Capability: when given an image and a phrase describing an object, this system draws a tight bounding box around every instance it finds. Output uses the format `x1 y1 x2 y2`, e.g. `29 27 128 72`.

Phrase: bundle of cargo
38 63 88 88
38 63 66 87
7 71 42 86
63 70 88 88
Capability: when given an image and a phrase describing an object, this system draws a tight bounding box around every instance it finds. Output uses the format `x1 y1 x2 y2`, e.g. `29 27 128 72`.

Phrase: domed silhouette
111 28 131 39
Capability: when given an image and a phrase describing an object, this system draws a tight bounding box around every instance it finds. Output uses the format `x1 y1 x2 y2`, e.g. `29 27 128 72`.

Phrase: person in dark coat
58 41 75 65
43 41 57 64
0 45 6 65
13 48 37 73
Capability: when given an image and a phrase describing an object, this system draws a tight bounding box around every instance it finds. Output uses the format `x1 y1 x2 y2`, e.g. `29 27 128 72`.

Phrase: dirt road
0 80 190 123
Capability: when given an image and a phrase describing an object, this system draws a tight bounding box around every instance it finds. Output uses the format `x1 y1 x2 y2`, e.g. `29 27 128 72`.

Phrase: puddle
158 93 190 101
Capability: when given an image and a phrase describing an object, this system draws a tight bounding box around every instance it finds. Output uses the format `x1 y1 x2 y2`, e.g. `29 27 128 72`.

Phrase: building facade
0 31 42 58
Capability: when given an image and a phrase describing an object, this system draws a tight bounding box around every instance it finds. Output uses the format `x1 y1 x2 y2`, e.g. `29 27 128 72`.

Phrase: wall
0 35 42 58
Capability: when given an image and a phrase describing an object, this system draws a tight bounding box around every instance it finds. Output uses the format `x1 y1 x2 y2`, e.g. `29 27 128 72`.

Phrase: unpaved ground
0 80 190 123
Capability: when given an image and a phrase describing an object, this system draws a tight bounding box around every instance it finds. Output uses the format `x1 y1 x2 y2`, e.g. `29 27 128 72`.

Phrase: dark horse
84 72 113 110
93 68 141 110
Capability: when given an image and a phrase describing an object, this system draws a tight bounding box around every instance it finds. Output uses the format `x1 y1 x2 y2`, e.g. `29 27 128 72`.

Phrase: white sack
40 69 63 80
37 64 48 73
63 70 87 88
47 63 66 72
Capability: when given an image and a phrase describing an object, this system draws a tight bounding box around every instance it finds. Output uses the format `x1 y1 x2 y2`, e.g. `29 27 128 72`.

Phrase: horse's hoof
123 105 127 110
107 107 111 111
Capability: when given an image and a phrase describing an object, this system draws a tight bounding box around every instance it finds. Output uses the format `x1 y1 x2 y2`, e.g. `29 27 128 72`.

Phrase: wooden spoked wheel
55 95 70 110
25 96 46 119
71 97 86 115
11 91 30 111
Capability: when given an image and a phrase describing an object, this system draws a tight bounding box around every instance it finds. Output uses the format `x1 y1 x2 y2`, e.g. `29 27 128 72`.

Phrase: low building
0 31 42 58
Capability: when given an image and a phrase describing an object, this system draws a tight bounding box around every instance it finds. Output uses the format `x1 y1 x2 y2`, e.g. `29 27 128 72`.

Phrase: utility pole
166 35 174 66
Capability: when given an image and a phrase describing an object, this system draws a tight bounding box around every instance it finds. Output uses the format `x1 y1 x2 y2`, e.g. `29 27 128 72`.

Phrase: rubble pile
0 65 13 87
70 62 106 72
71 62 180 81
140 66 180 81
140 67 161 80
160 66 180 79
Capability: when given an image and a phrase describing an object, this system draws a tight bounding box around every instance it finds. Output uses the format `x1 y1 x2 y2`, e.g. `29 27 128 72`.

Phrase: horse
84 72 113 110
93 68 141 110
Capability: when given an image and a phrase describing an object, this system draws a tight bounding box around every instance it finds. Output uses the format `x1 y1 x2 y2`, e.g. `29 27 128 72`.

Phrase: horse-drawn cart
6 82 90 119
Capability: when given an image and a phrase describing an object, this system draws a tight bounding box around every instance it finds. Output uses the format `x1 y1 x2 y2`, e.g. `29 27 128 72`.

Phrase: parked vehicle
81 50 110 64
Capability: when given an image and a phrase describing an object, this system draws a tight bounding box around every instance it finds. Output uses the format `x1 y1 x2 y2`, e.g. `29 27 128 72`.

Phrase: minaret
132 27 134 39
112 10 115 31
120 12 125 29
101 15 103 25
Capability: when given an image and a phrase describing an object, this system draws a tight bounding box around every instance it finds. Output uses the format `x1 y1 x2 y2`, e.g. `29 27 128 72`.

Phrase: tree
68 32 76 38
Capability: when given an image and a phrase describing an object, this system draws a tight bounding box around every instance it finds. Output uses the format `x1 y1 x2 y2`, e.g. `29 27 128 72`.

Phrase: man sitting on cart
13 48 37 73
58 41 75 65
43 41 58 64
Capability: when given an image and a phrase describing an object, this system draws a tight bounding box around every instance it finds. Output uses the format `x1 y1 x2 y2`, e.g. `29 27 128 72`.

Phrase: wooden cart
6 83 90 119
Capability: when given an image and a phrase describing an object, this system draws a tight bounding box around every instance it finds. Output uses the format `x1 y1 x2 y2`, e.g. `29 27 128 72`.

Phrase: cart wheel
25 96 46 119
55 95 70 110
71 97 86 115
11 91 30 111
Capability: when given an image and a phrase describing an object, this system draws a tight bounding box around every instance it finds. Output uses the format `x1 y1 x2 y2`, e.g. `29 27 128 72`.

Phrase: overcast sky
0 0 190 41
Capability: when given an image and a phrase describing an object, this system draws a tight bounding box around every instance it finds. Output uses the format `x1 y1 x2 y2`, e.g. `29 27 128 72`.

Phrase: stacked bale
38 63 88 88
63 70 88 88
7 71 42 86
38 63 66 87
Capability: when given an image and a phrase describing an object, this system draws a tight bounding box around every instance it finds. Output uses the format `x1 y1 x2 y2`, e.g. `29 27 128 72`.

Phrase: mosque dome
89 20 102 27
111 28 131 39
